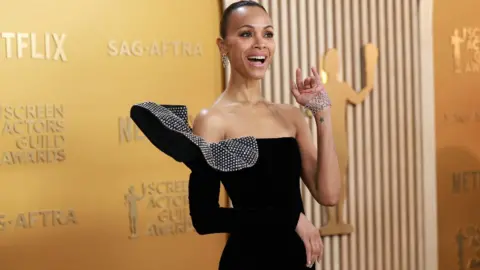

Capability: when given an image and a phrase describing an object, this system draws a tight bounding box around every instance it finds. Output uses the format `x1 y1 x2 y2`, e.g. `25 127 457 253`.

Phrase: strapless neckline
130 102 299 172
255 136 296 141
226 136 297 142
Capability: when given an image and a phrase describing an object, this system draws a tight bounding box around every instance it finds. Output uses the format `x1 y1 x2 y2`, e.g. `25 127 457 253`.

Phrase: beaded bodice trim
132 102 259 172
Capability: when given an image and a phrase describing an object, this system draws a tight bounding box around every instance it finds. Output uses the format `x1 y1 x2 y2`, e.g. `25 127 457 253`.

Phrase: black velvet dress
131 102 313 270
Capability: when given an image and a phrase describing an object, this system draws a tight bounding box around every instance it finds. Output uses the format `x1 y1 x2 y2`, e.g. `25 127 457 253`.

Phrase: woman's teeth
247 56 266 63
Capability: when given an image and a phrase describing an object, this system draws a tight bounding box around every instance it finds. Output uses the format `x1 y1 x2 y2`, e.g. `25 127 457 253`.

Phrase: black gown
131 102 314 270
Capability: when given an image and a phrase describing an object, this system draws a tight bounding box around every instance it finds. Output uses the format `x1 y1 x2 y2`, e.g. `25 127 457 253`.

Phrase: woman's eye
264 32 274 38
240 31 252 37
239 31 274 38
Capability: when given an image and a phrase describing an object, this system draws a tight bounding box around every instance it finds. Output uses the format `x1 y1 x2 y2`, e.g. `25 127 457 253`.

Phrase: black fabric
188 138 311 269
130 104 200 164
131 103 313 269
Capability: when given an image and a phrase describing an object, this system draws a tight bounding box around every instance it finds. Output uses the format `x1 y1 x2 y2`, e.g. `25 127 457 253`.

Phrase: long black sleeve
187 160 301 235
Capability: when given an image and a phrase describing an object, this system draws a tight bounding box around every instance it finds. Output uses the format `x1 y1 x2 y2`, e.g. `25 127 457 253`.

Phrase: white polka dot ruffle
132 101 259 172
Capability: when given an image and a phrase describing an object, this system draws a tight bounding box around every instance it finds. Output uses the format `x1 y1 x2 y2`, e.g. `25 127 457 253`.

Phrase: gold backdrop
0 1 226 269
434 0 480 269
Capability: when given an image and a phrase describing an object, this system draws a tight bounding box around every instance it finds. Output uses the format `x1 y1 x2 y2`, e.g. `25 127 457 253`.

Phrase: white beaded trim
133 102 259 172
304 89 332 115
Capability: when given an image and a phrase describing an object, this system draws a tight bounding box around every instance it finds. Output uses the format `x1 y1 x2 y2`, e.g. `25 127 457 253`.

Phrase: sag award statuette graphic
124 181 193 239
125 185 145 239
451 27 480 73
456 224 480 270
315 43 379 236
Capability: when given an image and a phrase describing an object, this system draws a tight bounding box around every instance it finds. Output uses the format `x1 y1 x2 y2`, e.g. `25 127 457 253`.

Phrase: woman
130 1 341 269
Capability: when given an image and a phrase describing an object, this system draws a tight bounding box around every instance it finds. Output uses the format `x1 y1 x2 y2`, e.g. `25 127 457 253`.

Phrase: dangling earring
222 54 229 68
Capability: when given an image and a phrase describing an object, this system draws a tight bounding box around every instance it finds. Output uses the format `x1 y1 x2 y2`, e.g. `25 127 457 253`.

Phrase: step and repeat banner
434 0 480 269
0 1 225 270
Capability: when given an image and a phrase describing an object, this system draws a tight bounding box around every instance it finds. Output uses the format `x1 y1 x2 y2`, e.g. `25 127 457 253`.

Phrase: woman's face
220 6 275 80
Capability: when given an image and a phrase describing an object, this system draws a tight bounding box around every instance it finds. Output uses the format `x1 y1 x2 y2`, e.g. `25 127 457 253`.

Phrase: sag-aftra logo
0 32 67 62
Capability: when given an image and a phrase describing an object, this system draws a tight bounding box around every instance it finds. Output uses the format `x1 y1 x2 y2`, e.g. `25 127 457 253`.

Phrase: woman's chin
245 70 267 80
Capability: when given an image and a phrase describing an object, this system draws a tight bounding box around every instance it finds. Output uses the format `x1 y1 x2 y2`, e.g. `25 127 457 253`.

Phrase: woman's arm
292 106 341 206
188 162 300 234
187 110 301 235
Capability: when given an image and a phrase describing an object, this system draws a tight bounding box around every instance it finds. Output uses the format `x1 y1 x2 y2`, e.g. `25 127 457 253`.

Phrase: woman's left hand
290 67 326 107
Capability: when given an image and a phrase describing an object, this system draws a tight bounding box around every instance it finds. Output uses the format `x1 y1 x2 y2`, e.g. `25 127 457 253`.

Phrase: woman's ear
216 37 227 56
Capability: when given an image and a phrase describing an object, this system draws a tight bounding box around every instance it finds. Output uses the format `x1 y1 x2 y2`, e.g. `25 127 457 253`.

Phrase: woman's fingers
304 77 312 89
310 238 319 258
291 80 300 98
296 67 324 92
295 67 322 94
311 66 322 84
301 76 320 91
303 233 322 268
303 238 313 267
316 234 324 262
307 232 323 266
310 77 317 88
296 68 305 90
309 236 320 264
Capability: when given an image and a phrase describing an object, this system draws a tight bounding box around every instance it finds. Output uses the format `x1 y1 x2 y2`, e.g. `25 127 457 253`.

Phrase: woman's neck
223 72 264 104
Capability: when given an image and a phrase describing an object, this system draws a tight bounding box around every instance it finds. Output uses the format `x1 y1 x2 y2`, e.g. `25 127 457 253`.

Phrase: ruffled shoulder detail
130 101 259 172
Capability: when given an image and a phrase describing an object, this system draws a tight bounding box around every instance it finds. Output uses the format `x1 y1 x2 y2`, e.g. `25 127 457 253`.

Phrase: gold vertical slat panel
418 0 438 269
403 1 416 270
368 0 383 269
220 1 437 269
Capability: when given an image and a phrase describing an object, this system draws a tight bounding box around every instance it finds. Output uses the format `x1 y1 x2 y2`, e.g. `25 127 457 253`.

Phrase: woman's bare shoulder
192 106 226 143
